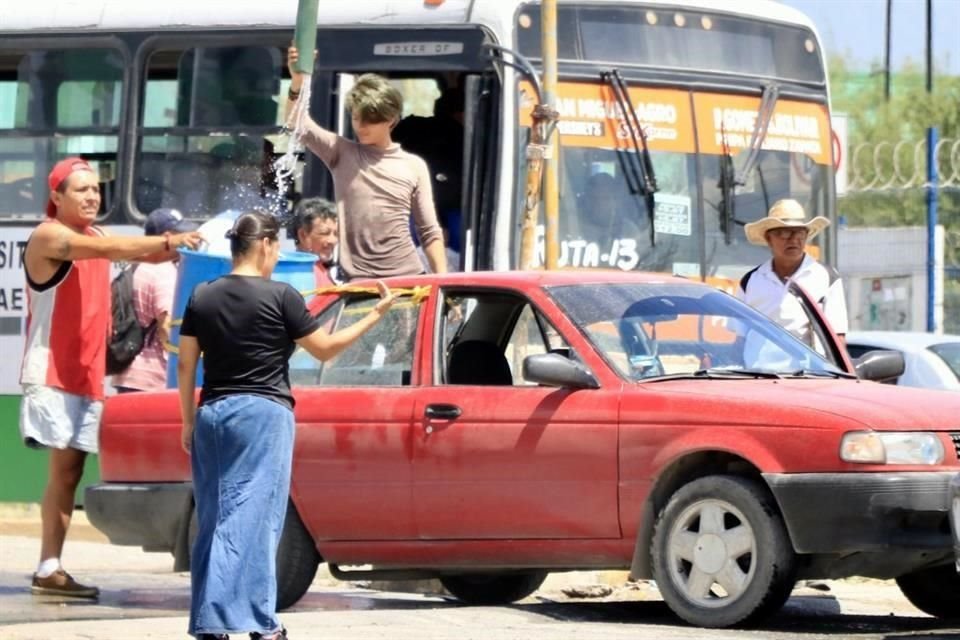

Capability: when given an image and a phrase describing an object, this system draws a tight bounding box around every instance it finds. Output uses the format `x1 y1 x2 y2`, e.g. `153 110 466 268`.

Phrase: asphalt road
1 518 960 640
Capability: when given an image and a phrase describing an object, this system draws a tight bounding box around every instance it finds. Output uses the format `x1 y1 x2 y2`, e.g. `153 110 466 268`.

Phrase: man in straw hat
736 199 848 349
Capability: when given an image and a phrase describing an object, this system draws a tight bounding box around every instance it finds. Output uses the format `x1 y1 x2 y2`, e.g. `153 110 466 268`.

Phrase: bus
0 0 835 496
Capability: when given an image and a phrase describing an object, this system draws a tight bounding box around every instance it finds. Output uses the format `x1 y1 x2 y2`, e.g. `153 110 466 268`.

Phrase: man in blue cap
113 208 198 392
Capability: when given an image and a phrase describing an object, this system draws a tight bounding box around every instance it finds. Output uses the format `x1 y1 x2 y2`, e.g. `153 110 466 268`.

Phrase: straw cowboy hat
743 199 830 246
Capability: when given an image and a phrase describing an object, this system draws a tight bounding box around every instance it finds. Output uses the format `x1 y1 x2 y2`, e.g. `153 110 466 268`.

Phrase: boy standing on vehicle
736 198 848 349
20 158 202 598
286 46 447 280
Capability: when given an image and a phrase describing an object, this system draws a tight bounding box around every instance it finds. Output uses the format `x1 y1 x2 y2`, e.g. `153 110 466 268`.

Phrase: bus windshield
518 80 832 283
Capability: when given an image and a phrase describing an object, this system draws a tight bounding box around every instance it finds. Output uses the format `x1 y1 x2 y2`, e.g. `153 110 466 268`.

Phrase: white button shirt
736 254 849 346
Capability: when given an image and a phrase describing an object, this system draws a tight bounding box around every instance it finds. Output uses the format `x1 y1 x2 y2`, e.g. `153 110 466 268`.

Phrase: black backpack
106 264 157 375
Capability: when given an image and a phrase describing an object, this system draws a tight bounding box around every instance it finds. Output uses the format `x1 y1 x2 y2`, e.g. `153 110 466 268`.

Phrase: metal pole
883 0 892 101
925 0 936 332
926 126 938 332
295 0 319 74
542 0 560 270
925 0 933 93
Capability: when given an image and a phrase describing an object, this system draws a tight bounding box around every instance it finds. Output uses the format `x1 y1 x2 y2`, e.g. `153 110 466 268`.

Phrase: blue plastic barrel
166 249 319 388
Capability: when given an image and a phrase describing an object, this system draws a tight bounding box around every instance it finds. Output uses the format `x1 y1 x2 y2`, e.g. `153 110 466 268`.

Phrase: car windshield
547 282 845 381
928 343 960 382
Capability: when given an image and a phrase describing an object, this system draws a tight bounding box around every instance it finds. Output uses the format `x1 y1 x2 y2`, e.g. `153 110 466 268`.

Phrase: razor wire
847 137 960 192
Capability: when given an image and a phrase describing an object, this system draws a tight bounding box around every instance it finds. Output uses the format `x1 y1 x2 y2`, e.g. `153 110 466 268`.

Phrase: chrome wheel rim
666 498 757 608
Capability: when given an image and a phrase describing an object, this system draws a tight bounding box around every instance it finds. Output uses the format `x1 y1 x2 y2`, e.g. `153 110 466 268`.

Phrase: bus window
556 147 701 275
136 44 297 219
0 48 122 220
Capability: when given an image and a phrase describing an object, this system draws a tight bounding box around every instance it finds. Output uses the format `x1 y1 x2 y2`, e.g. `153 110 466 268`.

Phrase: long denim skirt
188 394 295 637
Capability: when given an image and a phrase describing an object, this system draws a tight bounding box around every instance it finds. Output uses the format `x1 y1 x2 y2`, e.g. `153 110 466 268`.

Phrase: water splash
273 76 313 211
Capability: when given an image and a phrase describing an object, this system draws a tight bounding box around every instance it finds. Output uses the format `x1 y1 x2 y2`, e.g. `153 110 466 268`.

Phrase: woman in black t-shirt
177 211 395 640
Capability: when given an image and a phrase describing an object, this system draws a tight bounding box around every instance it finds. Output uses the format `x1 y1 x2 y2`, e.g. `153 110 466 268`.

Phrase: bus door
461 72 499 271
306 27 498 271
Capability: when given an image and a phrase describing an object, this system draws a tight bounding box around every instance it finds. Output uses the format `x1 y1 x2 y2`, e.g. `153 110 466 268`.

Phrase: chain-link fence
838 136 960 335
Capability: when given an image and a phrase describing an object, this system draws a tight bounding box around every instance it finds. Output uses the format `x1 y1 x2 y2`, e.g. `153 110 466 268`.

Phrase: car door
290 294 421 541
412 288 621 540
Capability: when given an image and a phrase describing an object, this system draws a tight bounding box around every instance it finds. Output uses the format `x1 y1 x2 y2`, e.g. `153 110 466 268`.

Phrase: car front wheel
651 475 796 628
440 571 548 605
896 564 960 619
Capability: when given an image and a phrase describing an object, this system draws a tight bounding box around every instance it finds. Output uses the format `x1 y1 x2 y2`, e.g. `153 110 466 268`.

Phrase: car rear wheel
440 571 548 605
651 475 796 628
187 500 320 610
276 503 322 610
896 564 960 619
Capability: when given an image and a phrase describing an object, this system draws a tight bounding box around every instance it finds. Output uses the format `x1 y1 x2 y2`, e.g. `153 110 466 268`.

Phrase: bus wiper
718 124 737 245
735 82 780 187
717 82 779 245
601 68 658 247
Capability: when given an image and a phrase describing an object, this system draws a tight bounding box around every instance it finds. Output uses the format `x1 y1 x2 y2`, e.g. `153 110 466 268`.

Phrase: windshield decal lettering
695 93 831 165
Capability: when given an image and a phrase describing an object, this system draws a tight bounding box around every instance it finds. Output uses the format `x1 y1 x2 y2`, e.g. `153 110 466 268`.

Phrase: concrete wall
838 226 945 332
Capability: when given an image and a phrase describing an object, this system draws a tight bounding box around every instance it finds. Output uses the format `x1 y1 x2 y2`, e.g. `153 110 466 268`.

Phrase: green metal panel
0 395 101 504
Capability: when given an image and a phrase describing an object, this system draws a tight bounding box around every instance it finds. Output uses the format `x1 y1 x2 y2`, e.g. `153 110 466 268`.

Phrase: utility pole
518 2 560 270
883 0 892 101
924 0 938 332
542 0 560 270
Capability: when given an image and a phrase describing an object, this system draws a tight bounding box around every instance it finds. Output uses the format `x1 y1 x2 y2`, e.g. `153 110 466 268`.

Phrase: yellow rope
302 284 432 305
165 285 431 353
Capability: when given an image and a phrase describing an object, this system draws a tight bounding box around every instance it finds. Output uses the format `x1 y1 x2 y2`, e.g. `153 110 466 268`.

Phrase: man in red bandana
20 157 203 598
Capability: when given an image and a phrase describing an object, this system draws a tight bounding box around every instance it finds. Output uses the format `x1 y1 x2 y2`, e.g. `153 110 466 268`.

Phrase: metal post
295 0 319 74
925 0 933 94
924 0 936 331
926 127 938 332
542 0 560 270
883 0 892 101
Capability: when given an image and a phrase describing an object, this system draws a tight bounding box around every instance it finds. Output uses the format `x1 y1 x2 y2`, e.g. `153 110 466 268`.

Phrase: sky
779 0 960 75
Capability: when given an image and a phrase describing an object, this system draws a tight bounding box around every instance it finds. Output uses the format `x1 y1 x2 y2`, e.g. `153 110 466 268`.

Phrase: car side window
439 291 571 386
289 296 420 387
504 305 571 385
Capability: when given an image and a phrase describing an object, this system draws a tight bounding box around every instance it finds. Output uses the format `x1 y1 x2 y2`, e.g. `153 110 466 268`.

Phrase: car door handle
425 404 462 420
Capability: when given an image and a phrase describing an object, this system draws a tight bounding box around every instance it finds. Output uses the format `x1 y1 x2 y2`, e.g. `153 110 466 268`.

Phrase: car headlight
840 431 944 465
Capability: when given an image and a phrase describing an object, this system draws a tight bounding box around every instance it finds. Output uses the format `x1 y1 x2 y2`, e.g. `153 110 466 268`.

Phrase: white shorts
20 384 102 453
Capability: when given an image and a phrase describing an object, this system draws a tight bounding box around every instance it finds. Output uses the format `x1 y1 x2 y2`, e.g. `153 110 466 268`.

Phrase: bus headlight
840 432 944 465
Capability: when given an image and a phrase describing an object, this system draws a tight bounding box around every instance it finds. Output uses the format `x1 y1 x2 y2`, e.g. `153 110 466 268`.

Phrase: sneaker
30 569 99 598
197 635 229 640
250 627 287 640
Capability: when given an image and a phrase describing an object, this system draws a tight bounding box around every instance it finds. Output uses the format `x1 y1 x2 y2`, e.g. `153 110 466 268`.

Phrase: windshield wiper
643 368 783 382
601 68 658 247
718 125 737 245
718 82 779 245
786 369 858 379
736 82 780 186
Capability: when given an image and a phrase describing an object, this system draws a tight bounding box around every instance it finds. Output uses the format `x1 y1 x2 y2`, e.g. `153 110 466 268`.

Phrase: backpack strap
739 265 760 293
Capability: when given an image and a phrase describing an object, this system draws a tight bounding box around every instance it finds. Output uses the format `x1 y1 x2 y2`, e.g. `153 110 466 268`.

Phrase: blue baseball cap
144 208 197 236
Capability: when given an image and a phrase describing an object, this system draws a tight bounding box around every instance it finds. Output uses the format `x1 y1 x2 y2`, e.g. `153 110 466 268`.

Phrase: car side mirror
522 353 599 389
853 349 905 383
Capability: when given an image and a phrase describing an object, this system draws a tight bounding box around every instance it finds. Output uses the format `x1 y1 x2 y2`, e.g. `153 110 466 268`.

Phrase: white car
846 331 960 390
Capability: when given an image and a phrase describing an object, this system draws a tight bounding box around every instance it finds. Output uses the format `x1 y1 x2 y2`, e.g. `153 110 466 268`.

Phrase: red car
87 271 960 628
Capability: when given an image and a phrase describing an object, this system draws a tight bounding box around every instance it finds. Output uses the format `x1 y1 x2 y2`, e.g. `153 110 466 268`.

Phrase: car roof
846 331 960 352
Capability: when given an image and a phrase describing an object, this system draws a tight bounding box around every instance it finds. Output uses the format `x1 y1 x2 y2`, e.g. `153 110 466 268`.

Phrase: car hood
639 378 960 431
